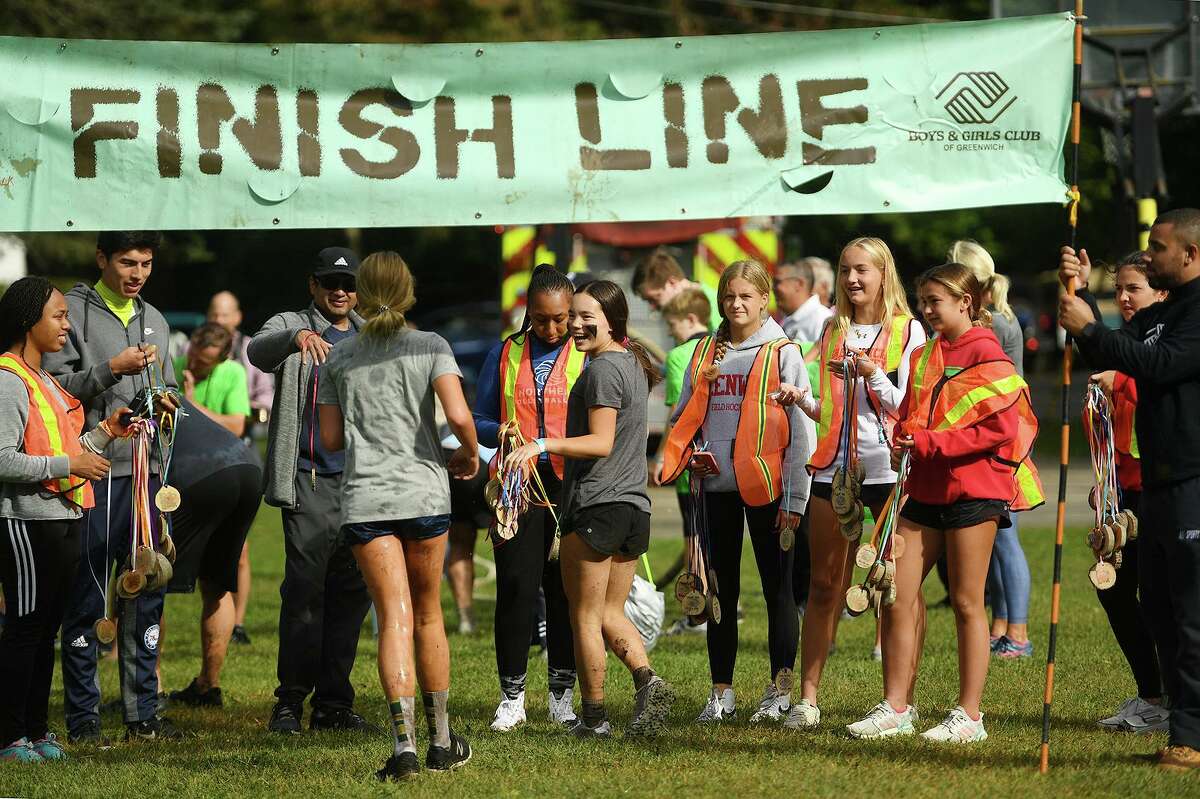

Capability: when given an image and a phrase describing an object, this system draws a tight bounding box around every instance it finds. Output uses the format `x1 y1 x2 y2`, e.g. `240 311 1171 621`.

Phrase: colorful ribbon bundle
487 421 561 558
1083 383 1137 591
674 470 721 626
846 449 909 617
831 354 866 541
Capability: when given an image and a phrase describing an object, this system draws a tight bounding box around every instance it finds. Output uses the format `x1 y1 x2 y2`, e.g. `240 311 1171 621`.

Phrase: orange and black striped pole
1040 0 1085 775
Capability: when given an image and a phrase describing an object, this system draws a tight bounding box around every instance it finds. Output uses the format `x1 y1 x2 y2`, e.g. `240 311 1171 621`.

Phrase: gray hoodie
43 283 176 479
672 317 814 514
247 304 363 509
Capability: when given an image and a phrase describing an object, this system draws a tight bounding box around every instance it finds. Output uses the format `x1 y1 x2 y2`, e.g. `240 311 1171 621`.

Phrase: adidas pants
61 475 165 733
0 518 80 746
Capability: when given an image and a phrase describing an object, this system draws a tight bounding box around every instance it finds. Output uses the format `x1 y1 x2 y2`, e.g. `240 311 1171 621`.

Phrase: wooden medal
866 561 885 585
682 590 705 616
707 593 723 625
884 582 898 607
845 585 870 616
1122 509 1138 541
707 568 721 596
120 569 146 598
855 543 878 570
1112 516 1127 550
779 526 795 552
484 478 500 507
155 485 181 513
675 573 694 603
882 559 896 584
775 668 795 694
1089 560 1117 590
159 533 176 564
134 545 156 575
1101 523 1116 557
93 617 117 645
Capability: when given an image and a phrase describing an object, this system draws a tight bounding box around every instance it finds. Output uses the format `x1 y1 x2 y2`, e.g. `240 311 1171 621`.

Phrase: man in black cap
247 247 374 733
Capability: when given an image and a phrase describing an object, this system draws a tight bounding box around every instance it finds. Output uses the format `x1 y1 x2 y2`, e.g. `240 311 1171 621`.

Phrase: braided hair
0 276 56 354
700 260 771 383
519 264 575 333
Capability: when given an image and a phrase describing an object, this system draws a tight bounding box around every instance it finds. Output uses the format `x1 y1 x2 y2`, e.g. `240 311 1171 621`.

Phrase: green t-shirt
174 356 251 417
664 336 704 495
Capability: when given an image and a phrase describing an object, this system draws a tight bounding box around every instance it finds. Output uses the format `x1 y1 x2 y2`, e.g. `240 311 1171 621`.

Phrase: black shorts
167 464 262 595
900 498 1011 531
343 515 452 546
563 502 651 558
811 479 893 509
448 457 492 530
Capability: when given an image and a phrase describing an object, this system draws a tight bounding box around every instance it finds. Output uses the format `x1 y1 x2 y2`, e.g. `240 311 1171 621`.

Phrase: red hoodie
898 327 1020 505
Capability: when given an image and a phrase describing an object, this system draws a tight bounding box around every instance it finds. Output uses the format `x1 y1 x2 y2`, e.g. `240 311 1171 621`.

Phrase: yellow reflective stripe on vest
500 333 525 422
751 341 782 493
934 373 1026 431
885 316 908 372
1016 462 1045 508
1129 424 1140 460
564 341 586 388
689 336 714 387
911 341 937 398
0 356 74 497
817 328 841 437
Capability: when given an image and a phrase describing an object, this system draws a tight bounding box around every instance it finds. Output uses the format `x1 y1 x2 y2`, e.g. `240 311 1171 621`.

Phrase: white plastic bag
624 556 665 652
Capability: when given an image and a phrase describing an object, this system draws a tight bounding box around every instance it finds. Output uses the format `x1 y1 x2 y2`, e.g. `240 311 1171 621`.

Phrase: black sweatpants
492 464 575 697
791 510 811 609
1095 491 1162 700
1138 476 1200 748
704 491 798 685
275 472 371 711
0 519 80 745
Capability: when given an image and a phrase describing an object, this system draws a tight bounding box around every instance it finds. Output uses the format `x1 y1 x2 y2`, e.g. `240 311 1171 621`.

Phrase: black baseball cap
314 247 360 277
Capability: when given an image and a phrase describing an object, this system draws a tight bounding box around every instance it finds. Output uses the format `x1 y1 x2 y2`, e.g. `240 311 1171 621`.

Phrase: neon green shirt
174 356 251 417
94 280 134 327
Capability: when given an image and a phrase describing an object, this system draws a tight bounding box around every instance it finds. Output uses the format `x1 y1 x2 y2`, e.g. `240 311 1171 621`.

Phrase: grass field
4 504 1194 798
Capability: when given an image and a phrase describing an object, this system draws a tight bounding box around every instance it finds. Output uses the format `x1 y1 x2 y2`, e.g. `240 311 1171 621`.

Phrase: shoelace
942 709 975 737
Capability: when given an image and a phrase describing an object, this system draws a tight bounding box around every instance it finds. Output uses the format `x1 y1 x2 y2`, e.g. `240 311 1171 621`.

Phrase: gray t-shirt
317 329 462 526
562 350 650 519
989 311 1024 377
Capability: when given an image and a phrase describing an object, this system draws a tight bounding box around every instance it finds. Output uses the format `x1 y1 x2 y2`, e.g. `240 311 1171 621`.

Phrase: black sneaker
569 719 613 739
230 625 251 646
268 701 302 734
67 719 112 748
125 715 184 741
426 730 472 771
376 751 420 781
310 707 380 733
169 679 223 708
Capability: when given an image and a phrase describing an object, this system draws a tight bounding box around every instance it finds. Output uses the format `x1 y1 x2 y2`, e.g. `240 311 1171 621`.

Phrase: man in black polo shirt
1059 207 1200 771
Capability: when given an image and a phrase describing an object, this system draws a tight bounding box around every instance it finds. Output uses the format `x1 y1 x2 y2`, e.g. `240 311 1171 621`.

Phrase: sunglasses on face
316 275 356 293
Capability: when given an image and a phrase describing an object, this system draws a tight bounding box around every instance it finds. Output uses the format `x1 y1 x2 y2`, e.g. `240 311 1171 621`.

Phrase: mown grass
3 505 1193 798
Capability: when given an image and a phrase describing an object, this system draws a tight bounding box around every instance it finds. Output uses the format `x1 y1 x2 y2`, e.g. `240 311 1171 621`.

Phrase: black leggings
1096 491 1163 699
492 464 574 696
0 518 80 745
704 492 798 685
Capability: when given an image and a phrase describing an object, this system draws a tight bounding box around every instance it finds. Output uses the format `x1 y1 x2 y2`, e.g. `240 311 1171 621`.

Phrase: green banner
0 14 1073 232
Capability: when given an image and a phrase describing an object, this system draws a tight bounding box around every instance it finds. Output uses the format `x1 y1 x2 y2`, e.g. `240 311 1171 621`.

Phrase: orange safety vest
660 336 795 507
900 337 1045 511
0 354 94 509
495 332 586 479
808 315 913 472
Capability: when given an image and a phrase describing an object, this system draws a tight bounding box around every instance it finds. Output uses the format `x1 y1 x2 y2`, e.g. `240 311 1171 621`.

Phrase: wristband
535 438 547 454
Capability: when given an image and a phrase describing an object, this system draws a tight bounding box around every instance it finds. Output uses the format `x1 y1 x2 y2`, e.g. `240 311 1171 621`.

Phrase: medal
155 485 181 512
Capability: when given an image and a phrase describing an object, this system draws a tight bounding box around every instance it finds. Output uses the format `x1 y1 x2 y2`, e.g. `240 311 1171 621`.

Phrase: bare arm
318 403 344 452
542 406 618 460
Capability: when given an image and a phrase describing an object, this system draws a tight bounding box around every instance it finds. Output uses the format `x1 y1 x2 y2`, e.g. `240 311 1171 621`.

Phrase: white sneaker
783 699 821 730
921 707 987 743
847 701 916 739
548 688 577 725
696 687 736 723
663 617 707 636
871 645 882 662
749 683 791 724
490 693 527 732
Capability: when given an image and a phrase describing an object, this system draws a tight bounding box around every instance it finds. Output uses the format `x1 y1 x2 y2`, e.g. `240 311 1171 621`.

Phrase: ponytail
358 251 415 340
625 338 661 388
988 273 1015 322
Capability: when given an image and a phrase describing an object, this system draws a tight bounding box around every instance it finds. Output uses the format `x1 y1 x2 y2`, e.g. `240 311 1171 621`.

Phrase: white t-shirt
807 318 926 485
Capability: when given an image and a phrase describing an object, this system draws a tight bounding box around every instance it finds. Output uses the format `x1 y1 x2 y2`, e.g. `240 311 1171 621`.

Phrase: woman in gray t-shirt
507 280 676 739
316 252 478 779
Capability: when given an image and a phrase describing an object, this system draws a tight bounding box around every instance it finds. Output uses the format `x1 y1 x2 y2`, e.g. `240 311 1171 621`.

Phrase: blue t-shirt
298 325 356 475
473 333 563 463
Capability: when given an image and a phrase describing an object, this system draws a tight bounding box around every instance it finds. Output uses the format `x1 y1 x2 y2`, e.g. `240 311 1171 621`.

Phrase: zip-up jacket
1075 274 1200 489
247 304 363 508
43 283 176 478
